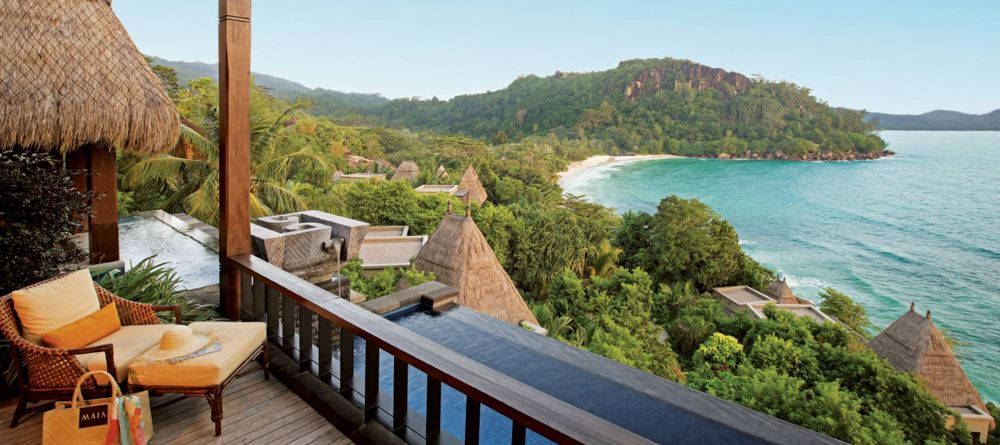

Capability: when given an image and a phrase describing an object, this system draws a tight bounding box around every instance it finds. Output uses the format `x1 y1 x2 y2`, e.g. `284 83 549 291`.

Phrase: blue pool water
118 214 219 289
356 307 838 444
561 131 1000 403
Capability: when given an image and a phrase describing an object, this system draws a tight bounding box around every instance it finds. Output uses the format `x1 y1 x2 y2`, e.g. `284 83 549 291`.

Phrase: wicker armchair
1 274 181 428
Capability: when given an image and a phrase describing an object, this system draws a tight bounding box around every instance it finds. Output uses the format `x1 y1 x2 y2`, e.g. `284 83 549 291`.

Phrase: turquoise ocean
561 131 999 403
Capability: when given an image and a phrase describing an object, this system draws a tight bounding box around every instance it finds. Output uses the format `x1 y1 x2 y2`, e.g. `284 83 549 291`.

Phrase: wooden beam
218 0 252 320
87 145 119 264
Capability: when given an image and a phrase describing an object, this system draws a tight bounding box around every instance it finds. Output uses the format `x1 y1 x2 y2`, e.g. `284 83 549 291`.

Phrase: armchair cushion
43 303 121 349
11 269 100 344
77 324 177 385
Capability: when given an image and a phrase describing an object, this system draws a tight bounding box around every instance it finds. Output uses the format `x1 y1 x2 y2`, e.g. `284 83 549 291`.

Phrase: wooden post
65 148 90 233
218 0 252 320
87 145 119 264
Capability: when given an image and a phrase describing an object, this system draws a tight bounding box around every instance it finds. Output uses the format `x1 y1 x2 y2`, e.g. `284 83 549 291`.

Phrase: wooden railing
229 254 652 445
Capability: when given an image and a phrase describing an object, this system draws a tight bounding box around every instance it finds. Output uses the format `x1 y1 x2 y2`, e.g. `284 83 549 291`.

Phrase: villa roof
359 235 427 269
0 0 179 154
765 277 800 304
869 305 990 416
435 164 448 178
457 164 488 205
391 160 419 181
414 207 537 325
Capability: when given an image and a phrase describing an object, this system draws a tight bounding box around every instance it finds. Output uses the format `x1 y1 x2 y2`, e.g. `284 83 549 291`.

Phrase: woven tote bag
42 371 153 445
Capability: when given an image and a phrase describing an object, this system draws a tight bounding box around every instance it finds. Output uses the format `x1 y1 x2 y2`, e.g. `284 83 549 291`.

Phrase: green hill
364 57 888 160
867 109 1000 130
148 56 390 113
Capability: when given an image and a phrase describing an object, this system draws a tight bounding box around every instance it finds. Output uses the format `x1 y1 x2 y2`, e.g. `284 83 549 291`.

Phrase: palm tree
124 99 327 225
582 239 621 280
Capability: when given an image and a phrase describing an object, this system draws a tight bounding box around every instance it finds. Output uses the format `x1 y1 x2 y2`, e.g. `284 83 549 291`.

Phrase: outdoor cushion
77 324 177 385
42 303 121 349
128 322 265 387
11 269 100 344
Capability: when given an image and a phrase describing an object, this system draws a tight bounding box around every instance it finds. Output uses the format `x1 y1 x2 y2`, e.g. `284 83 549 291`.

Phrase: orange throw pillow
42 303 121 349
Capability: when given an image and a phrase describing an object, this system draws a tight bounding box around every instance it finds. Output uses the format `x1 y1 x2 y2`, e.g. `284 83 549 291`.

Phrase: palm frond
123 156 209 189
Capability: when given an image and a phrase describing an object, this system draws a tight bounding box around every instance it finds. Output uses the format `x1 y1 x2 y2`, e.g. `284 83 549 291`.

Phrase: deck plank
0 377 352 445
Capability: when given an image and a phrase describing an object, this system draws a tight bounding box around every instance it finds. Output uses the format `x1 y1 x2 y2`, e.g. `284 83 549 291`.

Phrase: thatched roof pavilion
1 0 180 264
765 277 800 304
391 160 419 182
435 164 448 179
414 205 537 325
457 164 488 205
869 304 994 432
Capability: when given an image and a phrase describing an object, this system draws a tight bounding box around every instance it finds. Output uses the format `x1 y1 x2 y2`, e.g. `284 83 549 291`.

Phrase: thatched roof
391 160 419 181
869 304 990 416
414 206 537 325
435 164 448 178
0 0 180 154
765 277 799 304
457 164 488 205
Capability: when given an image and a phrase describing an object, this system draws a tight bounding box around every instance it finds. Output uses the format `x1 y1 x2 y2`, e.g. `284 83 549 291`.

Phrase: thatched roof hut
765 277 800 304
869 304 991 418
391 160 419 182
0 0 180 153
414 205 537 325
457 164 488 205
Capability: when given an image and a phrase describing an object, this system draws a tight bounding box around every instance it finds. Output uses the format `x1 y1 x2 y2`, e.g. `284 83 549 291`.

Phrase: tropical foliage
97 257 219 323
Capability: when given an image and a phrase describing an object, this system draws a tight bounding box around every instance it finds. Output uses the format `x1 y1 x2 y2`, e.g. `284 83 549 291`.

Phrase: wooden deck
0 376 353 445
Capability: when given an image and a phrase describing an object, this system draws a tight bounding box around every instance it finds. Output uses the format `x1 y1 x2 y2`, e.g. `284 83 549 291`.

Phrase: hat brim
142 335 212 361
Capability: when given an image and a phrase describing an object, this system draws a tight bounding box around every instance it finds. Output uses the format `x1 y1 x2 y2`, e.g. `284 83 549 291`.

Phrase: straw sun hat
143 325 211 361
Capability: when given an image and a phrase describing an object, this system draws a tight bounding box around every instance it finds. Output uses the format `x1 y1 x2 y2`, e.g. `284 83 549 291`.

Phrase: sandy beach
557 154 682 186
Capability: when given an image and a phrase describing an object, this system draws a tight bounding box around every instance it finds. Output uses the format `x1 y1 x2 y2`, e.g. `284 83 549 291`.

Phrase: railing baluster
339 330 355 397
281 292 296 352
364 342 380 423
240 272 252 319
426 377 441 444
318 317 333 383
299 305 314 373
393 357 408 436
511 423 526 445
252 276 265 321
265 287 279 341
465 397 480 445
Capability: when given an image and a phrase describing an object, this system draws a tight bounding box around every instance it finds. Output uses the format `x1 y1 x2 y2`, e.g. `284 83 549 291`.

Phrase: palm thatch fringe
869 305 991 419
414 211 537 325
0 0 179 154
391 160 419 181
457 164 487 205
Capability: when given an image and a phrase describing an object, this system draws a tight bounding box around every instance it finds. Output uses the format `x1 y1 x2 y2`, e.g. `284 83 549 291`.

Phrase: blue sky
114 1 999 114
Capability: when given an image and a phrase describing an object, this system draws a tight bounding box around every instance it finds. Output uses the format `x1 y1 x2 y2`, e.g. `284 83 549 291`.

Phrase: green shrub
0 151 91 295
98 257 219 323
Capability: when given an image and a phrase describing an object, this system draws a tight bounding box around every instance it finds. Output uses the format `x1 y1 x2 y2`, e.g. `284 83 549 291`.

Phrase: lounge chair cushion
42 302 121 349
77 324 178 385
11 270 101 344
128 322 265 387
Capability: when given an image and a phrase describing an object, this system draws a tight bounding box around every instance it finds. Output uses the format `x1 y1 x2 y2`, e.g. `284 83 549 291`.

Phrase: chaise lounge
1 270 267 435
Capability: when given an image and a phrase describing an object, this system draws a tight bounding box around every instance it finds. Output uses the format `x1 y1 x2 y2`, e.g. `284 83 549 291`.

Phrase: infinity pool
118 212 219 289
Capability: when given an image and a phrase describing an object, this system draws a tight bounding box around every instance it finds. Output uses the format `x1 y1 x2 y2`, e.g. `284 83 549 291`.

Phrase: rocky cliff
625 62 753 101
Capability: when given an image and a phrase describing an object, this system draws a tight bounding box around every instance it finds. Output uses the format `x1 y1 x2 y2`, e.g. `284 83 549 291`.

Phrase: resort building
414 205 538 325
390 160 419 182
712 285 835 324
337 172 387 182
435 164 449 178
357 226 428 277
414 184 460 195
456 164 489 205
870 305 995 443
765 277 806 304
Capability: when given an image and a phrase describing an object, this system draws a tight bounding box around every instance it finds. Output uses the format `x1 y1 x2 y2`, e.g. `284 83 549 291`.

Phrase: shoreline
557 154 682 186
